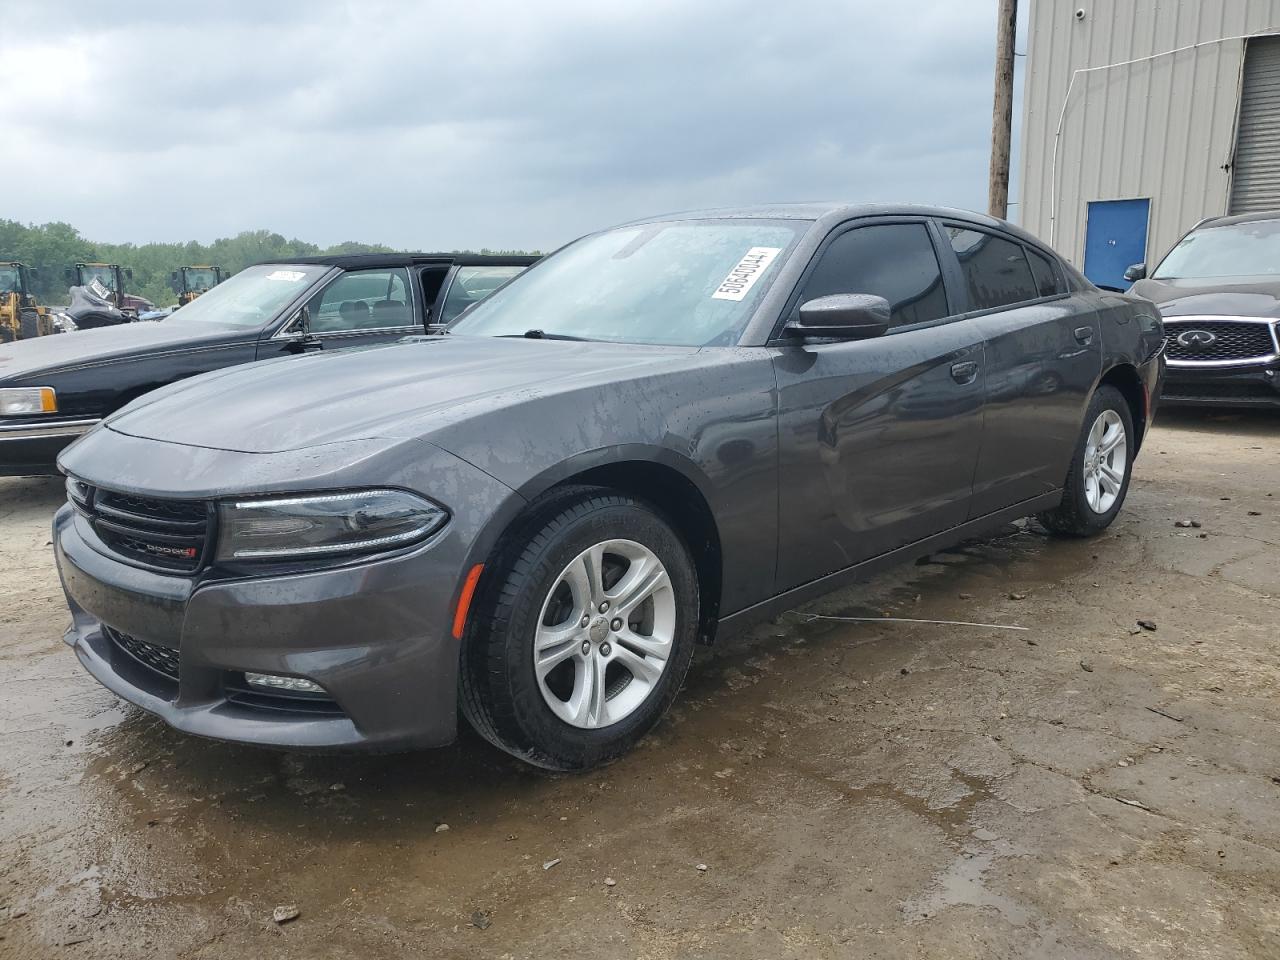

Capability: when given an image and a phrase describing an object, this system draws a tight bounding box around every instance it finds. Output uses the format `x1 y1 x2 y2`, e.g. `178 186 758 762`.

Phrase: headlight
215 489 447 562
0 387 57 415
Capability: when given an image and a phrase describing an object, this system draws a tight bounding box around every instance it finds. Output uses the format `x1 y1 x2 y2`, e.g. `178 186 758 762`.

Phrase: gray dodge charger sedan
54 204 1166 770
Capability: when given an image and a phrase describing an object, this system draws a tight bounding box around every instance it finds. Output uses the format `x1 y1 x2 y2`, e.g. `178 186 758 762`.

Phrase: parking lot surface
1 409 1278 959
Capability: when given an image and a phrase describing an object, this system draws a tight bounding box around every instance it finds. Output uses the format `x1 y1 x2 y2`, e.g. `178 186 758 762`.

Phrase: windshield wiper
498 329 592 342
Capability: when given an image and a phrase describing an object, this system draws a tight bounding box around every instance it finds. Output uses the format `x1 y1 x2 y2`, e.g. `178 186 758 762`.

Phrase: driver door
259 267 420 357
771 219 987 592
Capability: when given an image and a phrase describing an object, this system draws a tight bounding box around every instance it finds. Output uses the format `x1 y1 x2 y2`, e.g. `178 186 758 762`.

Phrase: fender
512 442 717 505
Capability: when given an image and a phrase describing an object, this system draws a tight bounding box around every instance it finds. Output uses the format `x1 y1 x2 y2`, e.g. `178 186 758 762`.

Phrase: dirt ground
0 408 1278 960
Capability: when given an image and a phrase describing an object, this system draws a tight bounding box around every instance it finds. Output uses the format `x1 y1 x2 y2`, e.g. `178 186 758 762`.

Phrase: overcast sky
0 0 1024 251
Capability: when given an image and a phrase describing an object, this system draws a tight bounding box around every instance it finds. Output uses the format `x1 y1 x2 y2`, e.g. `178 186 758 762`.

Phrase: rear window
440 265 527 324
947 227 1040 310
1026 247 1064 297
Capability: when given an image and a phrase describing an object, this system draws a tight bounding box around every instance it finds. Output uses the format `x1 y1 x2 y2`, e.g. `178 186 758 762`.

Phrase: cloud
0 0 1005 251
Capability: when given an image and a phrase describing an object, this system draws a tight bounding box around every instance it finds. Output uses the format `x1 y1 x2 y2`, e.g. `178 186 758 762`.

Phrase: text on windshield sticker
712 247 782 301
266 270 307 282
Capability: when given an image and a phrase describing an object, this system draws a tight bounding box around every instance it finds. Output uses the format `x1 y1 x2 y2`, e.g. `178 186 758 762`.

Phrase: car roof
619 202 1056 252
1193 210 1280 230
255 252 540 270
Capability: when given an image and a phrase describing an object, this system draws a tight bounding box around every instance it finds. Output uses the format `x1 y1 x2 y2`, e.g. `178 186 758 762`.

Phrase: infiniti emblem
1176 329 1217 349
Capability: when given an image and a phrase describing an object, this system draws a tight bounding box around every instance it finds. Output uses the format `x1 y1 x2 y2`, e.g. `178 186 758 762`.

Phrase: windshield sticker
266 270 307 282
712 247 782 301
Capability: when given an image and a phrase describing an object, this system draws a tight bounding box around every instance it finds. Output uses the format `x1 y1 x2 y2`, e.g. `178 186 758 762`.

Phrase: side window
440 265 527 324
800 223 949 329
309 268 412 332
946 228 1040 310
1025 247 1065 297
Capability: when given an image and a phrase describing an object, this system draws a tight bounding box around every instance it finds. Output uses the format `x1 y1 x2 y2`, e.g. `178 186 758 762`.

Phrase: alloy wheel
533 539 676 729
1082 409 1127 514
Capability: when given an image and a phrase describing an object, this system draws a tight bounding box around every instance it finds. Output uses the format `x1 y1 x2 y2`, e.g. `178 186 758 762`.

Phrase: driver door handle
1074 325 1095 345
950 360 980 385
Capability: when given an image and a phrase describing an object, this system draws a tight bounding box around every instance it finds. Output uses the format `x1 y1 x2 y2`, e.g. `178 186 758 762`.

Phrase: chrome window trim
1162 315 1280 368
0 417 100 441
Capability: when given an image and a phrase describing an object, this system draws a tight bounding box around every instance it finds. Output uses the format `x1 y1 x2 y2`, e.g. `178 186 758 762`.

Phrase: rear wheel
1038 385 1134 536
460 487 699 770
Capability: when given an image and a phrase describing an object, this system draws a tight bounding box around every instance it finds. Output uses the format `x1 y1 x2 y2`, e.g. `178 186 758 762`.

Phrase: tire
460 486 699 771
0 325 13 344
1038 385 1135 536
19 308 39 340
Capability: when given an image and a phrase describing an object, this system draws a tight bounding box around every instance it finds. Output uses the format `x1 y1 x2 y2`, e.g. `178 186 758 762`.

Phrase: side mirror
64 267 74 283
786 294 891 340
284 306 322 352
29 267 39 279
1123 262 1147 282
125 268 134 280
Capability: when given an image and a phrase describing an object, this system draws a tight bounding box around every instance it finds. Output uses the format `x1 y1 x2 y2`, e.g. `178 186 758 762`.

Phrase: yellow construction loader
171 265 227 306
0 261 55 343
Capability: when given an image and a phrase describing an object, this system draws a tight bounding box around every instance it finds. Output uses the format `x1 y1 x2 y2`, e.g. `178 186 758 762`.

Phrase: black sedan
53 204 1165 770
1127 212 1280 406
0 252 536 475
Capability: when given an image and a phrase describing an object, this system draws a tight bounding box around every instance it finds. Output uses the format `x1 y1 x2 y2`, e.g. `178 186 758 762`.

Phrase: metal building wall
1018 0 1280 267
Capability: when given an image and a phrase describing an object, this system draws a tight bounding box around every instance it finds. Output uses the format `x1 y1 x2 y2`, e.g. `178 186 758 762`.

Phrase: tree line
0 219 537 308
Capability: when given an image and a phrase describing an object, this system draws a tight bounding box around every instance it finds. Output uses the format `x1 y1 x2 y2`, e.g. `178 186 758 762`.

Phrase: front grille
1163 320 1278 363
107 627 180 681
68 478 211 572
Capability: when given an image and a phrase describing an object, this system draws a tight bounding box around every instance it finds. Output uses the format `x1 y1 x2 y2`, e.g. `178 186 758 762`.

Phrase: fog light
244 672 325 695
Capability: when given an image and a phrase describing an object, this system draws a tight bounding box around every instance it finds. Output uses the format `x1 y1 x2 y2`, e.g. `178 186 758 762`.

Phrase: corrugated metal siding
1229 35 1280 212
1019 0 1280 267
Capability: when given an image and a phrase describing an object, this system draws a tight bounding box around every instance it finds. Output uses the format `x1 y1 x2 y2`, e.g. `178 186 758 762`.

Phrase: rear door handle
1074 325 1095 345
950 360 980 385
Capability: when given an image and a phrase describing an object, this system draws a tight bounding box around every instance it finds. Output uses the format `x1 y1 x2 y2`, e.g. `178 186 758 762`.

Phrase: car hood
1130 276 1280 319
106 335 701 453
0 320 250 382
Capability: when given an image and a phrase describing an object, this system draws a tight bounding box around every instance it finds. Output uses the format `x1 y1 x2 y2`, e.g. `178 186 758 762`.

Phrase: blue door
1083 198 1150 289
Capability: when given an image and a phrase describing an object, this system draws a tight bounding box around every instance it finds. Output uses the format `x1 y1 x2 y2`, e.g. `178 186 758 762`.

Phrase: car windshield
448 220 802 346
167 263 329 327
0 267 19 293
1153 219 1280 279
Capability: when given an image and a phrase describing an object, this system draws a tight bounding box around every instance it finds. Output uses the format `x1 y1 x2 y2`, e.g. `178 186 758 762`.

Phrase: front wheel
460 487 699 770
1038 385 1134 536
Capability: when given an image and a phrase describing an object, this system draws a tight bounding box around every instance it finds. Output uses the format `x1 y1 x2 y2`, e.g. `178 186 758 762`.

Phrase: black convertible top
256 252 540 271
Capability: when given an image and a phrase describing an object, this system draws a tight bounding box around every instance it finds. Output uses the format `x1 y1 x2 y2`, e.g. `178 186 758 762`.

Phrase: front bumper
1162 360 1280 407
53 430 525 752
56 505 466 751
0 418 99 476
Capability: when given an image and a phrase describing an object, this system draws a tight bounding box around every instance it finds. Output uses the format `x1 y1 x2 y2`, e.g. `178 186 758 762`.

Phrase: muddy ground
0 408 1278 959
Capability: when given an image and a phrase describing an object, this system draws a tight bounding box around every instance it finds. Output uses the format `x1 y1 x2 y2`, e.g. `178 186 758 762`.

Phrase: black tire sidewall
1062 385 1135 533
477 495 698 769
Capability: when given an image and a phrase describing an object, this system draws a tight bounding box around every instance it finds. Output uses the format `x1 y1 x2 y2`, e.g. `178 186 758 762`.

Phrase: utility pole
988 0 1018 219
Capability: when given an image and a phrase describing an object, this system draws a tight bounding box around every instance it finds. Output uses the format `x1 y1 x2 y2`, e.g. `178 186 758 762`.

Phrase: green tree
1 220 539 309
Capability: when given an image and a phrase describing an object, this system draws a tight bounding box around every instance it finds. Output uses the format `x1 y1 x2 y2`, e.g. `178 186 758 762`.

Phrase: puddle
902 834 1030 927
